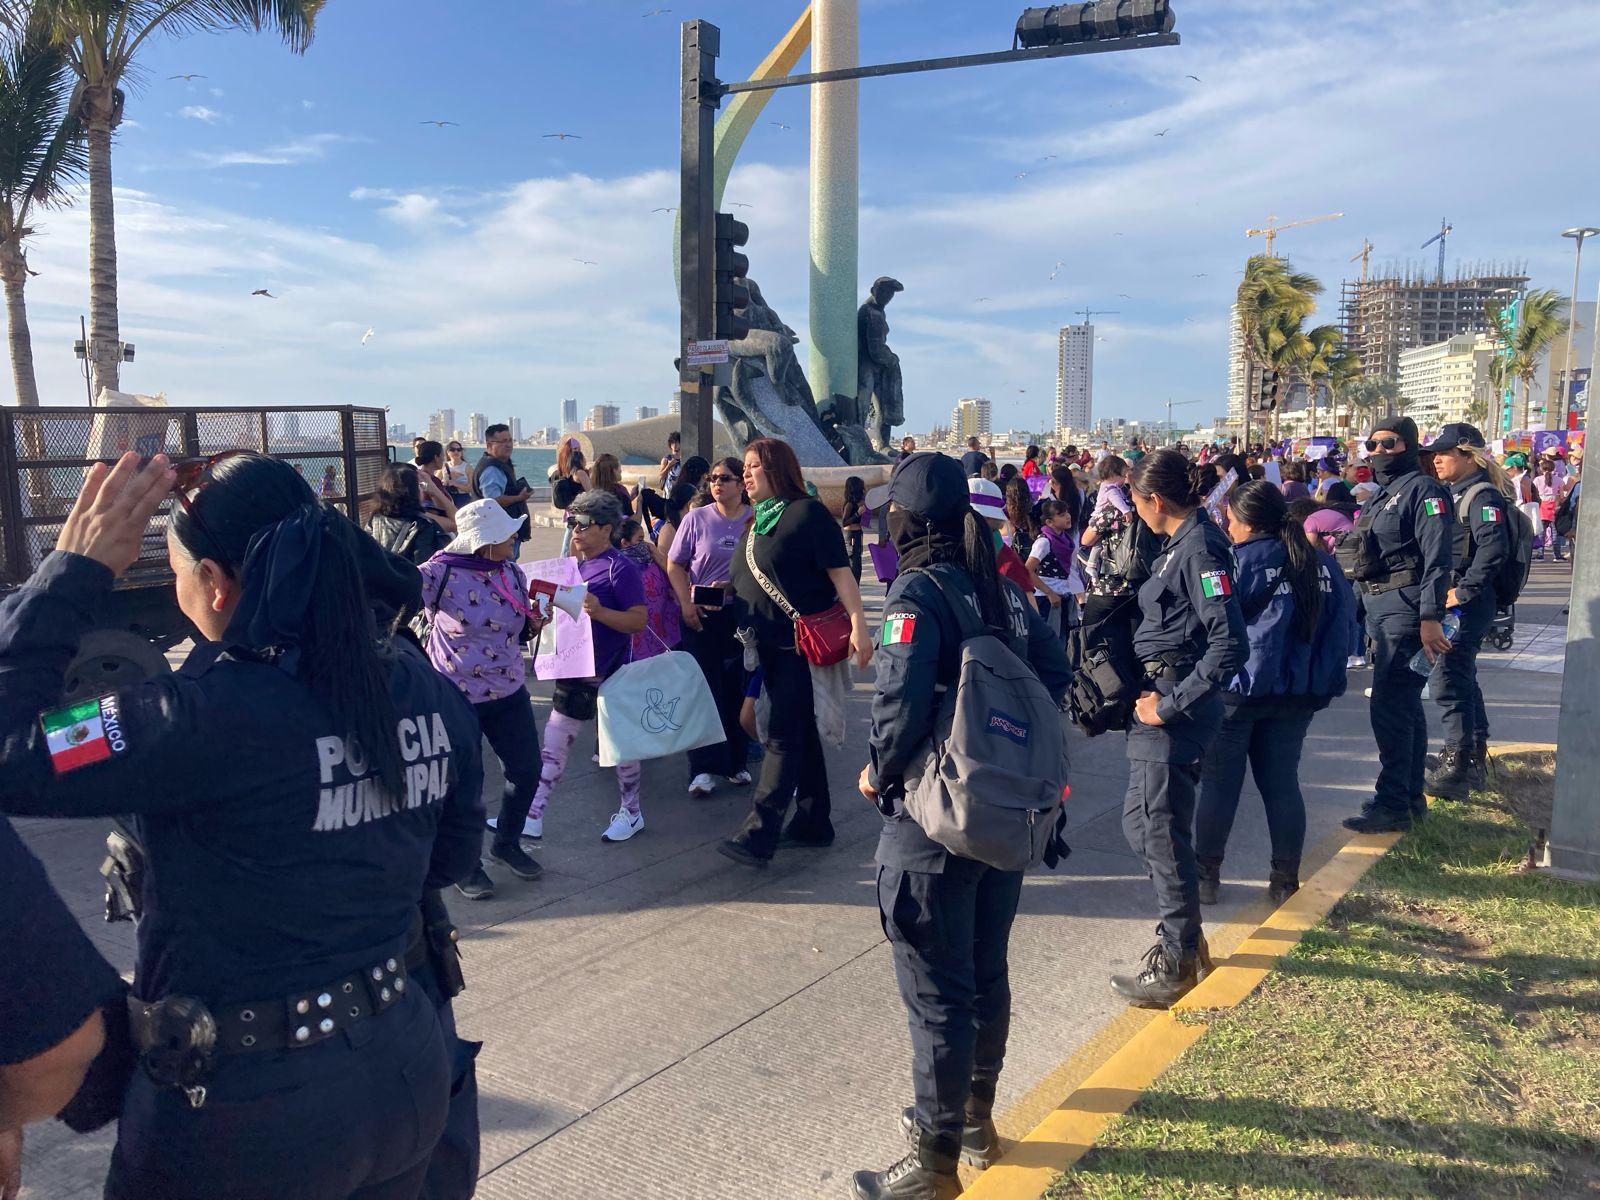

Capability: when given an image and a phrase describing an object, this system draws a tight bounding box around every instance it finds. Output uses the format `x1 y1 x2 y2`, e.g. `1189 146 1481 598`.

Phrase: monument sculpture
856 276 904 452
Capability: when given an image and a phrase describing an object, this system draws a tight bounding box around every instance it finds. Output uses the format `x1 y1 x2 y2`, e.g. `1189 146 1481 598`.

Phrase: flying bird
251 289 275 299
1036 154 1058 162
1192 272 1208 278
974 297 992 303
1015 171 1029 179
729 202 754 209
770 122 791 131
1117 292 1134 299
361 328 376 346
419 120 459 128
543 132 582 141
1185 74 1202 82
1049 260 1066 280
168 73 206 82
652 207 677 214
573 258 598 266
1154 129 1169 137
642 7 672 15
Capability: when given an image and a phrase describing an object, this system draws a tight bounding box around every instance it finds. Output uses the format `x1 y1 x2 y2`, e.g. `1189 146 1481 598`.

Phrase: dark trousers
847 528 864 582
1431 593 1493 750
1124 690 1221 959
105 988 449 1200
683 610 748 778
410 961 481 1200
476 686 541 851
735 644 832 857
1195 704 1315 876
1366 594 1428 814
879 859 1024 1136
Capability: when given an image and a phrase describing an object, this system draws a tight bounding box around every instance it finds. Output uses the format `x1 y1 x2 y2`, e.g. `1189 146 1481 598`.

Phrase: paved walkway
15 540 1570 1199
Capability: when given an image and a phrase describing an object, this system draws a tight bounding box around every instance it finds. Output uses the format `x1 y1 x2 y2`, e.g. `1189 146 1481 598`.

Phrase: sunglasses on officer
163 450 252 567
1364 436 1401 453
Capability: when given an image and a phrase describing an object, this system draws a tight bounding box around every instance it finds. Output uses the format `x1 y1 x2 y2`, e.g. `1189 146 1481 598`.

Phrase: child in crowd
618 518 681 661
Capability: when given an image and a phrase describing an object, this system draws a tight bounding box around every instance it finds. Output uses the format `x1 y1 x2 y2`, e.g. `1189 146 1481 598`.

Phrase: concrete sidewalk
15 543 1569 1200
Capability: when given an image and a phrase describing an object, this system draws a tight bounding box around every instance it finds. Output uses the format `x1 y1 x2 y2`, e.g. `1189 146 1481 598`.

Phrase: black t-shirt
731 498 850 646
0 813 125 1064
960 450 989 477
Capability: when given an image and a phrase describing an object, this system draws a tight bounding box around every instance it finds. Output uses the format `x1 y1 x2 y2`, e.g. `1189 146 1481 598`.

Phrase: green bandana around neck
753 496 789 536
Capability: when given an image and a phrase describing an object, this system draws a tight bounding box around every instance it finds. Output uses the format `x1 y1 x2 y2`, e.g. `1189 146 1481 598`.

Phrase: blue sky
18 0 1600 436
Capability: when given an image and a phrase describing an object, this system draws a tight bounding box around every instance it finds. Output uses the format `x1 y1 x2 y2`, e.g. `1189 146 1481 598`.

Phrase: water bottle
1410 608 1461 675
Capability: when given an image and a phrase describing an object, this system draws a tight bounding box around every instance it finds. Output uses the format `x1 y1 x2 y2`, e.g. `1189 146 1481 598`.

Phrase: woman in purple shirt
666 457 753 796
531 490 650 843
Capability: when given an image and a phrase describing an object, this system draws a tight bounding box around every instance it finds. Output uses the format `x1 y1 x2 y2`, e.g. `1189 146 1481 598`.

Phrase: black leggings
734 644 832 857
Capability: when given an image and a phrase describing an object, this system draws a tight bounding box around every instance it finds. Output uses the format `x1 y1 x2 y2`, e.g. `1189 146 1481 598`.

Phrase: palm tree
8 1 323 399
1323 342 1362 443
0 25 84 406
1236 256 1319 446
1501 289 1569 431
1342 376 1401 446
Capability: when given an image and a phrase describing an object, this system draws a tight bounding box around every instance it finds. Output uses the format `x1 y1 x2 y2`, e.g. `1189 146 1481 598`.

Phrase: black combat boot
1469 737 1489 790
1344 803 1413 834
1197 860 1221 907
1110 941 1207 1009
851 1128 962 1199
899 1080 1000 1169
1266 860 1300 906
1424 745 1472 801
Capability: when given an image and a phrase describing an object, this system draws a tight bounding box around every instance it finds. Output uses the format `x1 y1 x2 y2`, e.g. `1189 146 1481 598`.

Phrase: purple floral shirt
418 553 528 704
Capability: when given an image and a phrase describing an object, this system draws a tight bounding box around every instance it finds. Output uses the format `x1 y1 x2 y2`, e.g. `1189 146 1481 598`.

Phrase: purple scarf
1042 525 1077 566
430 551 503 572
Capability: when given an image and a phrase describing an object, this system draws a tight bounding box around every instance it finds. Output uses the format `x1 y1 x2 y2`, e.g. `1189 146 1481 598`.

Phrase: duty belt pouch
427 918 466 998
128 995 218 1108
101 824 146 924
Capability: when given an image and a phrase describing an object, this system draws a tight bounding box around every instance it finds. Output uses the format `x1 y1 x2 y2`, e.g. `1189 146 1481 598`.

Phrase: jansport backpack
899 568 1071 871
1456 481 1533 606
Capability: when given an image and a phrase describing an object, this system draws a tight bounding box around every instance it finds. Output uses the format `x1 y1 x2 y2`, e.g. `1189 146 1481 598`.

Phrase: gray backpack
901 569 1071 871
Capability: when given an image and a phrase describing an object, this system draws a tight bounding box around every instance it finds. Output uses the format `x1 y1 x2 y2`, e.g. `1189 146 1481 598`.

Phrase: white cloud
302 99 315 110
177 105 222 124
194 133 367 168
349 187 470 229
209 88 224 99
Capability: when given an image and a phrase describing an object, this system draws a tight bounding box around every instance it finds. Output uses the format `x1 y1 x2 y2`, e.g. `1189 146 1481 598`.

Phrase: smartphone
692 584 726 609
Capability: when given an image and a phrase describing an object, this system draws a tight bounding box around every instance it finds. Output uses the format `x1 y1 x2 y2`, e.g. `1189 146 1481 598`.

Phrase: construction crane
1350 238 1375 283
1245 212 1345 257
1163 397 1203 445
1421 218 1453 283
1074 307 1119 324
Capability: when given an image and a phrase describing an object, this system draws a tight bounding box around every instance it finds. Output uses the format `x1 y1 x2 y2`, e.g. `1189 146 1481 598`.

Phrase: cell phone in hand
692 584 726 609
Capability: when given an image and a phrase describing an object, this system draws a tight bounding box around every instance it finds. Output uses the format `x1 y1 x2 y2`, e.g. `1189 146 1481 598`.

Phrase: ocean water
393 445 559 476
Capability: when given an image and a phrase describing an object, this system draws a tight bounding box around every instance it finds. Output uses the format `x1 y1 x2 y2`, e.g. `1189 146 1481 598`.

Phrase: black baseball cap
1428 423 1486 454
889 452 971 523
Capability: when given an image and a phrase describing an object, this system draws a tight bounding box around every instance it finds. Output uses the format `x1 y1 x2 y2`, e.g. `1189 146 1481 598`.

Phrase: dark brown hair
745 437 808 501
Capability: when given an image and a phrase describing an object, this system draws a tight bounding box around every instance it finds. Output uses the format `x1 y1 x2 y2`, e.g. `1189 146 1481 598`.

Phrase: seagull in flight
974 297 992 303
729 202 754 209
1154 129 1170 137
642 7 671 15
1192 272 1208 278
573 258 599 266
543 132 582 141
1049 261 1066 280
1036 154 1058 162
1015 171 1029 180
1117 293 1134 299
770 122 791 131
652 207 677 214
1185 74 1202 82
419 120 459 128
361 328 376 346
169 73 206 82
251 288 275 299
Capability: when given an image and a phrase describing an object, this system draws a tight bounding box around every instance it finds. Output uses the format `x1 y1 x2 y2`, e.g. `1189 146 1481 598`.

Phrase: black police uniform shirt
1132 508 1248 725
869 565 1071 873
1360 470 1454 620
729 498 850 647
0 812 126 1065
1446 468 1511 607
0 553 486 1008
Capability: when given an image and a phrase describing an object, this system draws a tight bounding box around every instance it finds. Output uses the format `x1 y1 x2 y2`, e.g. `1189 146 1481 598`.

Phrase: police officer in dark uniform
1421 423 1509 800
852 453 1070 1200
1113 449 1247 1008
1341 416 1454 833
0 452 485 1200
471 423 531 545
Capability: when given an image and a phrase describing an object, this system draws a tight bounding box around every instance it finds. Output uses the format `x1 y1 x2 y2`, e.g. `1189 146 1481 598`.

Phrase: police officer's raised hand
58 453 175 578
1134 690 1165 727
1419 618 1452 662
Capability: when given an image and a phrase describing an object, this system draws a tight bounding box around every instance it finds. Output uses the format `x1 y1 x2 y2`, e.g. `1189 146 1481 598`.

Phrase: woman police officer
852 453 1069 1200
1340 416 1455 833
0 452 485 1200
1420 423 1510 800
1113 449 1247 1009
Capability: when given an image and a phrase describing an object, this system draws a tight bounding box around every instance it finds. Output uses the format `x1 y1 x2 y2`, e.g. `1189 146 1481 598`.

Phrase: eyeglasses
167 450 251 567
707 473 738 484
1365 436 1400 452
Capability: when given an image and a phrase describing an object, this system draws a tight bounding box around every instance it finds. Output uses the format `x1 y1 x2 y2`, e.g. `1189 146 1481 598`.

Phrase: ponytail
961 509 1008 630
1228 479 1321 641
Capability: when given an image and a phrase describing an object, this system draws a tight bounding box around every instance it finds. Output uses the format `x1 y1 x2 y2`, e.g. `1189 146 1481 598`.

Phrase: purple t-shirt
418 555 528 704
1302 506 1355 552
668 504 752 585
579 547 647 676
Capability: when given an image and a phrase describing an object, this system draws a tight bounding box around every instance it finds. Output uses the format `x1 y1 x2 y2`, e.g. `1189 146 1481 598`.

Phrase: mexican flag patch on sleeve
882 612 917 646
1481 506 1502 523
1423 498 1445 517
1200 570 1232 599
41 695 125 775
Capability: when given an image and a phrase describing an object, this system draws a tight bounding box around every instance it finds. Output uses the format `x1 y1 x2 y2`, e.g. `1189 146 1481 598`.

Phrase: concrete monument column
808 0 859 410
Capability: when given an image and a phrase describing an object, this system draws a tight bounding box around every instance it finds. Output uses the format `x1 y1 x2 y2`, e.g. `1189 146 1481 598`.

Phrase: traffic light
1015 1 1174 50
1255 369 1280 412
714 212 751 342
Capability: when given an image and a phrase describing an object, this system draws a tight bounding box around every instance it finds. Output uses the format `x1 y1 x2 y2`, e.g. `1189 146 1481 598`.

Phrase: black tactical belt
130 956 411 1060
1142 658 1195 681
1359 568 1420 596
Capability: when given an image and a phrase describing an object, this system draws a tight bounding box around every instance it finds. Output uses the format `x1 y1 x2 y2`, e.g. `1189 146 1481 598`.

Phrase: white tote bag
596 649 726 766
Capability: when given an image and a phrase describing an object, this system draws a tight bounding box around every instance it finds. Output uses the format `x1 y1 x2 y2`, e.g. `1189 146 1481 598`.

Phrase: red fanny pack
745 533 851 666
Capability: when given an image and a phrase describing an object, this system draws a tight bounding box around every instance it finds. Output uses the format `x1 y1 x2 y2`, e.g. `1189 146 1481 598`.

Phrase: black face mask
1367 449 1419 486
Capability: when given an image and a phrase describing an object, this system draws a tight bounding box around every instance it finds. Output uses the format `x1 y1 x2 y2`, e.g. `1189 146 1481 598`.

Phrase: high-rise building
469 413 486 443
1226 303 1249 422
950 397 991 442
1345 265 1529 382
636 406 659 421
584 405 620 431
1397 333 1498 430
510 417 524 443
668 393 681 416
387 423 410 442
437 409 456 445
426 412 443 443
561 399 579 433
1055 324 1093 433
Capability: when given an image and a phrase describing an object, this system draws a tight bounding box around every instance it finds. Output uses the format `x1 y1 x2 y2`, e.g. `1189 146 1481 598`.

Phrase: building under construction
1341 262 1529 382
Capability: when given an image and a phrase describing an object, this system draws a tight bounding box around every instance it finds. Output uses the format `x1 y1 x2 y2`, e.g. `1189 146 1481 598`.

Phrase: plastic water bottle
1410 608 1461 675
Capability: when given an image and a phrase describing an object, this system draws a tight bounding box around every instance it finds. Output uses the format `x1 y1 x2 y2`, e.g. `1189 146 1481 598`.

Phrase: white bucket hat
968 477 1006 524
444 499 526 556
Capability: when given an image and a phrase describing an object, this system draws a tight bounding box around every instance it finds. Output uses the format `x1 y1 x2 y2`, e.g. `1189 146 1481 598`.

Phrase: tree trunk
0 243 41 407
85 87 121 400
1310 378 1319 439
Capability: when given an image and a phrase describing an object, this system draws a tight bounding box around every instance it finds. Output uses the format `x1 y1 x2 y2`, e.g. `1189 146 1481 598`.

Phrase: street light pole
1560 228 1599 431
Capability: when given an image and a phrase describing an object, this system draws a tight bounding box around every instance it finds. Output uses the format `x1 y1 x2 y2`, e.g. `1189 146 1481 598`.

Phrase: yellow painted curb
962 830 1402 1200
1486 741 1557 757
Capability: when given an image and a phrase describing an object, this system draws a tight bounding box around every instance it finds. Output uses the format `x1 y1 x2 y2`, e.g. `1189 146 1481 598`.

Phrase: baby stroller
1487 605 1516 652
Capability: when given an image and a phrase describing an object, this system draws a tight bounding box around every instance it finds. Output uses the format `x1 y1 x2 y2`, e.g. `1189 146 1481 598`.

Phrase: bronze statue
857 276 905 453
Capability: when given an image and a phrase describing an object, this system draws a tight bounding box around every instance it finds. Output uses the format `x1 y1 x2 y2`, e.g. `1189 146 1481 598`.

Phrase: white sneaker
1363 687 1373 698
486 815 543 840
688 773 716 797
1346 656 1367 670
602 809 644 842
726 770 753 786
